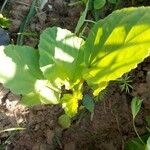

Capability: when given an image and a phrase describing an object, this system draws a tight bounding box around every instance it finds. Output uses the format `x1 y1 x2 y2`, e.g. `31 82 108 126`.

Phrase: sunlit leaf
0 45 43 94
82 7 150 95
61 91 82 117
39 27 84 89
22 80 60 106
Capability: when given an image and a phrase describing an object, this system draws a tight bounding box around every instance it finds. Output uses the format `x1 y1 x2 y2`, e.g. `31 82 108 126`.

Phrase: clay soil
0 0 150 150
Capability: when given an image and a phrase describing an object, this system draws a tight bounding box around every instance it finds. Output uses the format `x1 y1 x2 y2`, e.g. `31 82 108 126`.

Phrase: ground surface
0 0 150 150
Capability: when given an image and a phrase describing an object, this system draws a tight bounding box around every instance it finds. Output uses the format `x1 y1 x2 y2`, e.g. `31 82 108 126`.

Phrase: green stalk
132 119 144 145
0 0 9 13
68 1 83 7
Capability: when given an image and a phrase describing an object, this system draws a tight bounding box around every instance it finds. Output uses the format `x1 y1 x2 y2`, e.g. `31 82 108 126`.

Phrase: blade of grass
75 0 89 35
0 0 9 13
0 127 25 134
17 0 37 45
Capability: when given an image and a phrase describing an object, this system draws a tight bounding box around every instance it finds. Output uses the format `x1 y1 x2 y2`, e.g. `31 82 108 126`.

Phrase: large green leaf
39 27 84 89
82 7 150 95
0 45 43 94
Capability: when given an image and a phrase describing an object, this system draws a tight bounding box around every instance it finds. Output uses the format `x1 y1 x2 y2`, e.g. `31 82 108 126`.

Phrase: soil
0 0 150 150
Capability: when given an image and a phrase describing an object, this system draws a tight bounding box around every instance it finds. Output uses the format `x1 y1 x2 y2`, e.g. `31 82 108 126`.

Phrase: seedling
131 97 144 144
0 7 150 127
117 74 133 93
0 14 11 28
125 97 150 150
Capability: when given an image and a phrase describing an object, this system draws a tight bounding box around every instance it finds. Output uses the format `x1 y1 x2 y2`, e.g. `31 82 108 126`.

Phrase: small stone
0 27 10 45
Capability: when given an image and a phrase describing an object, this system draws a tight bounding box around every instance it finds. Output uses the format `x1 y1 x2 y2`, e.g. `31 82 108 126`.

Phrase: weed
117 74 133 93
125 97 150 149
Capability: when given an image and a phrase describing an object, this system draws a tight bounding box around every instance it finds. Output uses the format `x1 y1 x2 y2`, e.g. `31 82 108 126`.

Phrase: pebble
0 27 10 45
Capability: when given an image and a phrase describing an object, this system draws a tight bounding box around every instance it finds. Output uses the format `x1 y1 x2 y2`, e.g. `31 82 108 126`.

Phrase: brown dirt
0 0 150 150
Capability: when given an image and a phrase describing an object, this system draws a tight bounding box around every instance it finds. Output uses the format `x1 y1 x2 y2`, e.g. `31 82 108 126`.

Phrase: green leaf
82 7 150 95
39 27 84 89
125 134 150 150
94 0 106 10
125 138 145 150
75 0 89 34
83 94 94 113
22 80 60 106
145 137 150 150
131 97 142 120
0 45 43 94
58 114 71 128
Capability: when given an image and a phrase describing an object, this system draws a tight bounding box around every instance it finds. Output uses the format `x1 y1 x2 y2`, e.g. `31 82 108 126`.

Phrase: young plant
125 97 150 150
0 14 11 28
0 7 150 127
131 97 144 144
117 74 133 93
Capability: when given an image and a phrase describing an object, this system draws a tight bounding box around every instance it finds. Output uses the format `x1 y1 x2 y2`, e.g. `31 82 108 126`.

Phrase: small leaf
83 94 94 113
58 114 71 128
94 0 106 10
131 97 143 120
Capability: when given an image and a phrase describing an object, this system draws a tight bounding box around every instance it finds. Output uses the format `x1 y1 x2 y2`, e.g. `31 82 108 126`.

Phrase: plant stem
68 1 82 7
84 19 96 24
132 119 144 145
0 0 9 13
